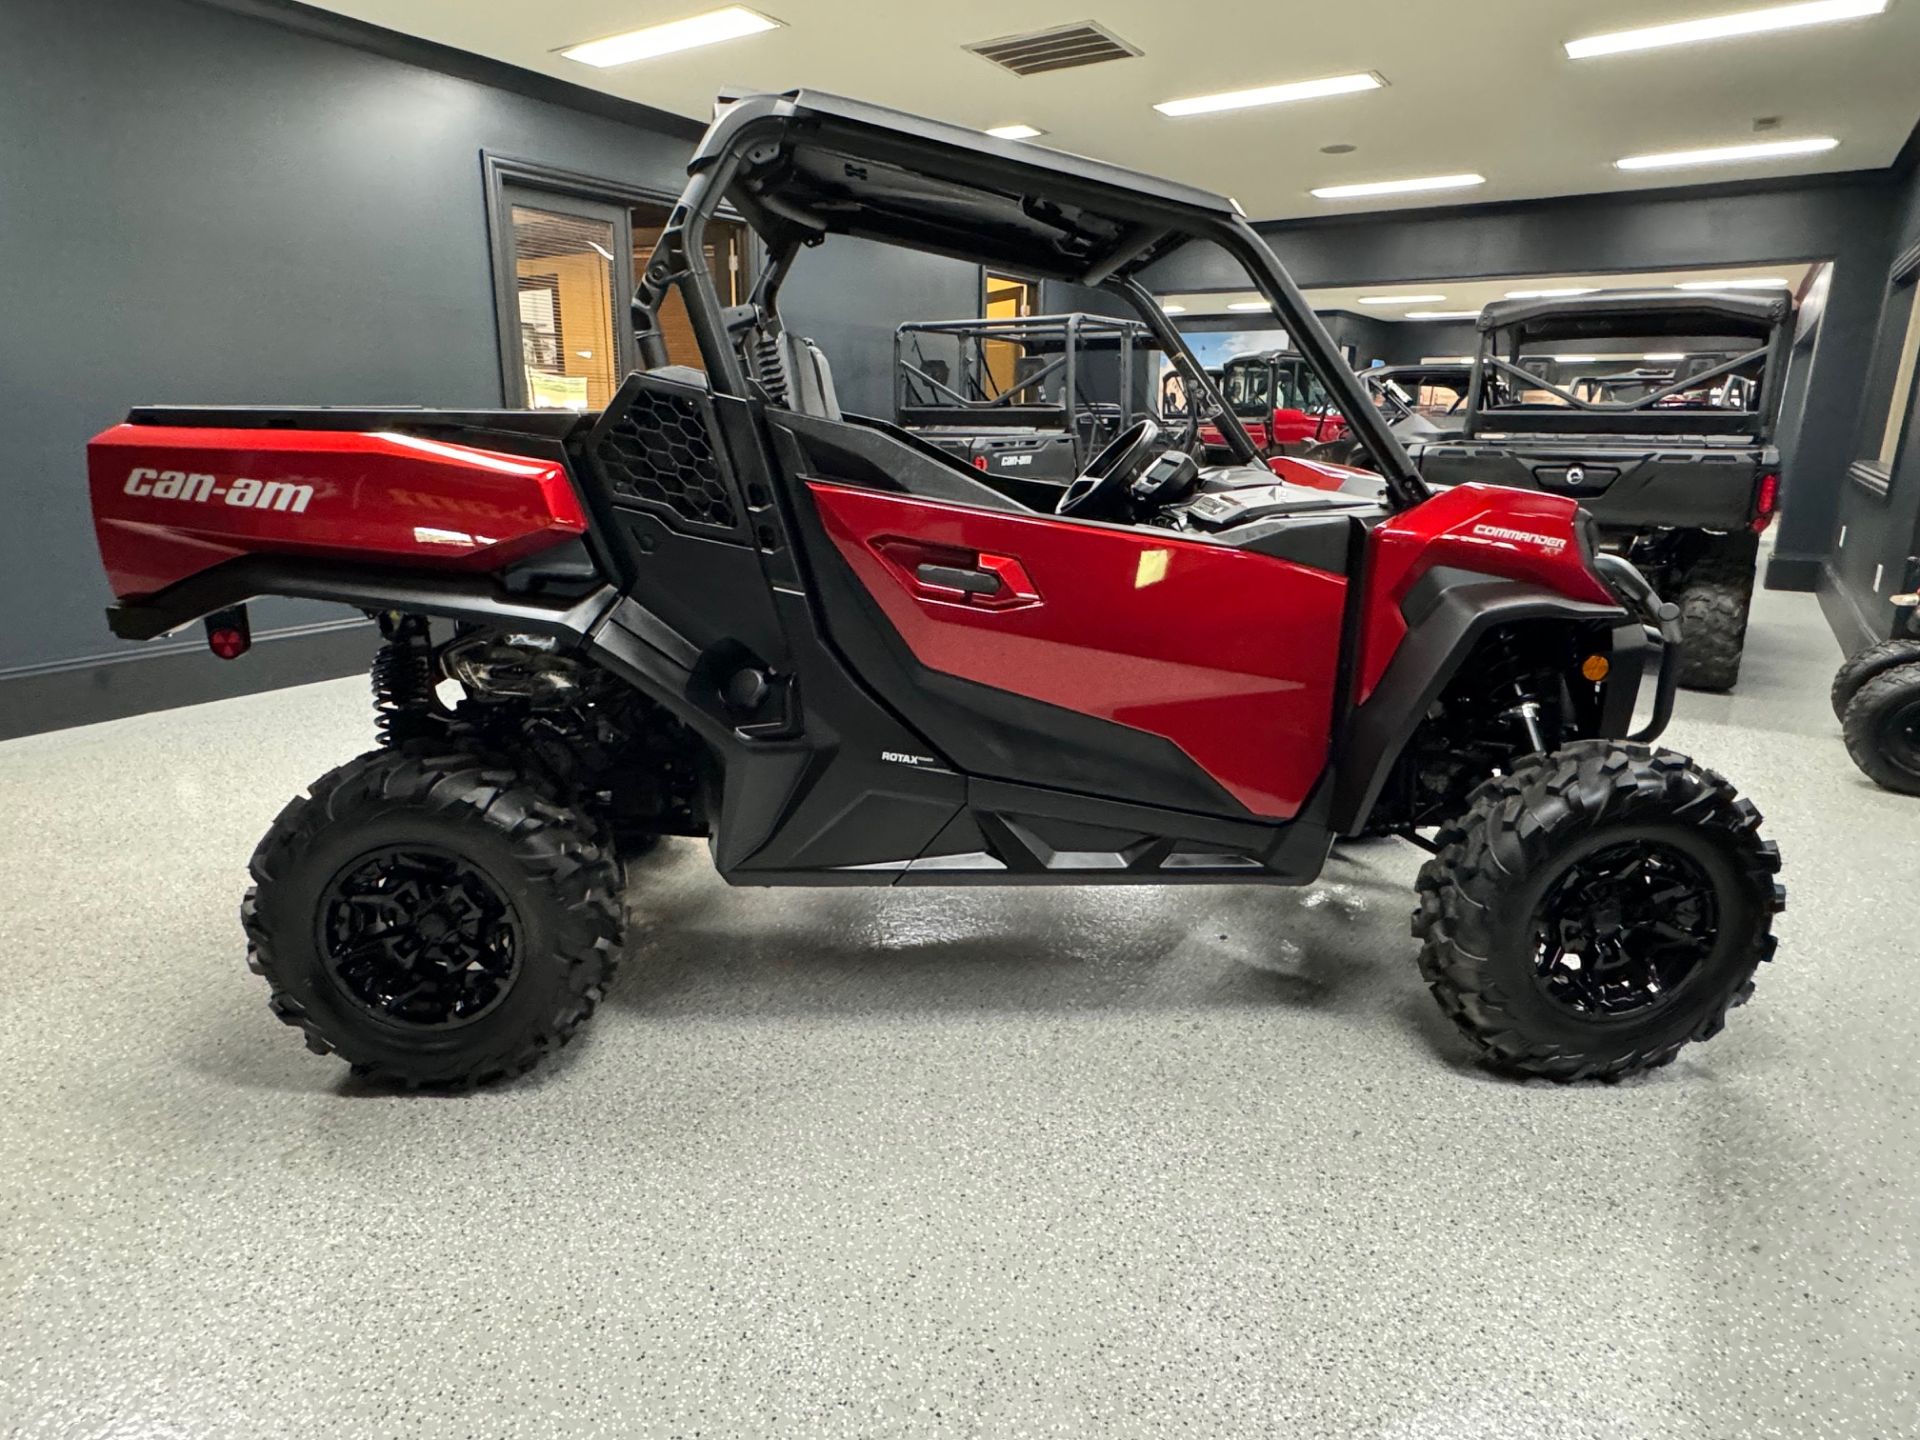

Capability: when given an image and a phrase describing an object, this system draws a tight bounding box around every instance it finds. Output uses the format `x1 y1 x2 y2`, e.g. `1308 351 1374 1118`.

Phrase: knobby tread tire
1840 662 1920 795
1412 740 1784 1082
1674 541 1757 693
242 747 627 1089
1829 639 1920 721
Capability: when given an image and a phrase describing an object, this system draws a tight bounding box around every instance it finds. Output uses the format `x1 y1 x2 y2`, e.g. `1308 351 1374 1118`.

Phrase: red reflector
1753 472 1780 533
204 605 252 659
972 455 989 471
207 627 250 660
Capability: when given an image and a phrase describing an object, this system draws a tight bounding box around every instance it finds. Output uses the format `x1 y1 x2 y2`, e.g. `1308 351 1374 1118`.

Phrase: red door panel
807 481 1346 819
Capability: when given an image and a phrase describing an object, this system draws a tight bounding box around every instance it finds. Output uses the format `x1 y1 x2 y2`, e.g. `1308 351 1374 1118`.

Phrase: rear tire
1829 639 1920 720
1841 662 1920 795
243 748 626 1088
1413 740 1783 1082
1674 535 1757 693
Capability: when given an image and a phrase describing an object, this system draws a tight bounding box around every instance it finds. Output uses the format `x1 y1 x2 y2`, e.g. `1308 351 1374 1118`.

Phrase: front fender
1329 570 1634 834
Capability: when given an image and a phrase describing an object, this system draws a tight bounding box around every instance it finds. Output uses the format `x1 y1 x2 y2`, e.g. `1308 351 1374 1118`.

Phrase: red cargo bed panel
87 424 588 600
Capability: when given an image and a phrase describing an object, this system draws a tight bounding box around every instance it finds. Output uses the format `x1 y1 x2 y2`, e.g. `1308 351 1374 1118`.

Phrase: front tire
1841 662 1920 795
1414 741 1783 1081
243 748 626 1088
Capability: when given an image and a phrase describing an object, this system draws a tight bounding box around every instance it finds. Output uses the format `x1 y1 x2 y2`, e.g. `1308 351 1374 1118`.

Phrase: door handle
915 562 1001 596
874 539 1043 612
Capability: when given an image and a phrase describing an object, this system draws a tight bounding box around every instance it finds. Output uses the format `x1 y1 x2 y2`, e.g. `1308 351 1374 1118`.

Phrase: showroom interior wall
1145 171 1906 593
0 0 677 734
1821 145 1920 649
0 0 980 738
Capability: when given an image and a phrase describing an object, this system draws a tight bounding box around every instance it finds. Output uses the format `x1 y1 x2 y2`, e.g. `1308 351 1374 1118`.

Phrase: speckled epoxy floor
2 583 1916 1440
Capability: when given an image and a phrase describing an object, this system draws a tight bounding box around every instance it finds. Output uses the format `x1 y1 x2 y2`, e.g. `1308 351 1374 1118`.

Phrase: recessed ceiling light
1421 356 1474 364
1505 287 1601 299
1565 0 1888 59
1155 72 1383 118
1357 293 1448 306
1676 276 1793 289
1228 301 1273 311
560 6 780 67
1616 137 1838 170
1404 310 1480 320
1552 355 1603 364
1643 352 1689 361
985 123 1046 140
1312 173 1486 200
1160 304 1187 314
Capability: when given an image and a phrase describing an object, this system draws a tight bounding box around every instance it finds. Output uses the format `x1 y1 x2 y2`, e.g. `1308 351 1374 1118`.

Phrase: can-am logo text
1471 522 1566 553
125 467 314 514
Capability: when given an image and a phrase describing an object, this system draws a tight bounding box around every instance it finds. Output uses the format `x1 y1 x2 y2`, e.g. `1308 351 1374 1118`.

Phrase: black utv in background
1404 292 1792 691
894 312 1156 507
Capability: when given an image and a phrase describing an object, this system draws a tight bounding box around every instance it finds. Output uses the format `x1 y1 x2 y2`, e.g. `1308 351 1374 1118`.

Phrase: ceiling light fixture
1552 355 1603 364
1505 287 1600 299
560 6 780 67
1565 0 1888 59
1228 301 1274 311
1159 304 1187 314
1356 293 1448 306
1155 71 1383 118
1643 352 1689 361
985 123 1046 140
1404 310 1480 320
1616 136 1838 170
1312 173 1486 200
1676 276 1793 289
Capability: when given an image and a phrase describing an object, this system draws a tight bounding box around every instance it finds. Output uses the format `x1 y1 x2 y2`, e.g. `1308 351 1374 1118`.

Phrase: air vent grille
966 21 1140 77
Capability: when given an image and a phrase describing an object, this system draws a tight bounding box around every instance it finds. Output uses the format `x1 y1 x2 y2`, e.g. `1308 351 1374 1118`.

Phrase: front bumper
1593 553 1682 743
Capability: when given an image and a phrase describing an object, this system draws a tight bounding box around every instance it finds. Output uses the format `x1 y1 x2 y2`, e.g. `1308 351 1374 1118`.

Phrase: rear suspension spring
370 612 441 747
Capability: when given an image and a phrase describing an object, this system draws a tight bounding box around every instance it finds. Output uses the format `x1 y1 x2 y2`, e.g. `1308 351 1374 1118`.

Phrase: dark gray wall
1822 157 1920 651
0 0 704 725
779 239 982 418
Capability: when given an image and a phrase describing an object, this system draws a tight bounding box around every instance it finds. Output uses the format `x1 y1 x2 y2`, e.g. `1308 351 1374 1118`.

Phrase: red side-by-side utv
86 92 1782 1088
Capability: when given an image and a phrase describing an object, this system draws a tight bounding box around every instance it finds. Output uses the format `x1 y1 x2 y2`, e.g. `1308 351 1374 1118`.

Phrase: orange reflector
1580 654 1610 683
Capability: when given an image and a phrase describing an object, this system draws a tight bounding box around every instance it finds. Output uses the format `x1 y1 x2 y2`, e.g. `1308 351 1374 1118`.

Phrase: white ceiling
1273 262 1815 320
306 0 1920 218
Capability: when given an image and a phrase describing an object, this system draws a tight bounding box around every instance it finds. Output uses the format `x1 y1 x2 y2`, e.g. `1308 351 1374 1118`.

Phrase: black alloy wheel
319 845 521 1029
1529 840 1717 1020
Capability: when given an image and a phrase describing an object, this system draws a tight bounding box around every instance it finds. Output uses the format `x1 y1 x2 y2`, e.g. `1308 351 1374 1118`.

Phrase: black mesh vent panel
589 378 741 537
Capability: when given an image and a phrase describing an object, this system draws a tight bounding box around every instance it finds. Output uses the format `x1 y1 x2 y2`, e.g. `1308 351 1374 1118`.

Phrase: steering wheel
1056 418 1164 521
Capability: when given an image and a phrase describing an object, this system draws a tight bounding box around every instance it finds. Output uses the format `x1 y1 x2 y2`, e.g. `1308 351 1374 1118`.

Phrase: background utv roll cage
1464 291 1792 440
893 313 1153 434
626 89 1428 509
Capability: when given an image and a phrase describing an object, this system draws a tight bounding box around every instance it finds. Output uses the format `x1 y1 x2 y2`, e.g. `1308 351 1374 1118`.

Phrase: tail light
1752 472 1780 532
972 455 989 471
204 605 251 660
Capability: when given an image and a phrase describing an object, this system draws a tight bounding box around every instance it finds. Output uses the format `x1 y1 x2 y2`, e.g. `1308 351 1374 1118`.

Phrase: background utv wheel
1673 535 1757 693
1841 662 1920 795
1829 639 1920 720
1413 741 1783 1082
243 749 626 1088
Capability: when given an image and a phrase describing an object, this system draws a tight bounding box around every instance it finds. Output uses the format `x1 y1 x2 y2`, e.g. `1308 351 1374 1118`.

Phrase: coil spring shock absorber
370 612 441 747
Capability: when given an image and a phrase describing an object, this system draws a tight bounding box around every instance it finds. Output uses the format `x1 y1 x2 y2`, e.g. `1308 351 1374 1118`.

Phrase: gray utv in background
1404 292 1791 691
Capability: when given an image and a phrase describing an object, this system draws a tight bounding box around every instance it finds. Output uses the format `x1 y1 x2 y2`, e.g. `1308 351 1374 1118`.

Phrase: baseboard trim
0 618 376 741
1816 560 1881 658
1763 552 1822 592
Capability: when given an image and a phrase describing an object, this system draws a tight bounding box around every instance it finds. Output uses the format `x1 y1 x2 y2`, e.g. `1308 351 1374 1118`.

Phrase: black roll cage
628 89 1428 509
1463 291 1793 442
